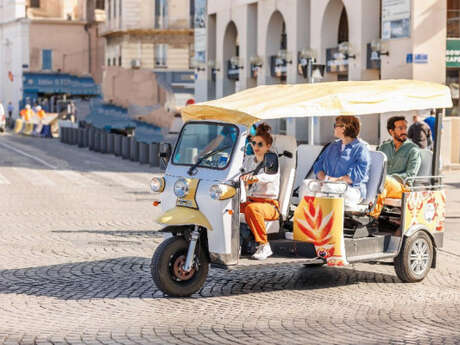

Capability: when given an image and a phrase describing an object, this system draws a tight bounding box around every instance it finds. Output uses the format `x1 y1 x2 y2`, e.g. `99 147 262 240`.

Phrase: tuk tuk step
212 257 325 270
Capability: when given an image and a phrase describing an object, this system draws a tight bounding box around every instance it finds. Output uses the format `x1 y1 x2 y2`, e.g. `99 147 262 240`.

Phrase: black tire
151 236 209 297
394 231 433 283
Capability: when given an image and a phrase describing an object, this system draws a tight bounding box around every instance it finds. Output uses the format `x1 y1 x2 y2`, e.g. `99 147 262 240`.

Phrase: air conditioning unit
131 59 141 69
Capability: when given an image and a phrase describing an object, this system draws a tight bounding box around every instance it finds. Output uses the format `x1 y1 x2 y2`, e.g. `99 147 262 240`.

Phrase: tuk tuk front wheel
151 236 209 297
394 231 433 283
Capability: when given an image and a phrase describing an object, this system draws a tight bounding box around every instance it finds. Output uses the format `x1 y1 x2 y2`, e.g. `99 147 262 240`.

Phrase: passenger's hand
339 175 352 184
317 171 326 181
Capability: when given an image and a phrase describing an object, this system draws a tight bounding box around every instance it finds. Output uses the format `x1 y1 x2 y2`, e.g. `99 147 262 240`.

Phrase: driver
299 116 370 208
240 123 280 260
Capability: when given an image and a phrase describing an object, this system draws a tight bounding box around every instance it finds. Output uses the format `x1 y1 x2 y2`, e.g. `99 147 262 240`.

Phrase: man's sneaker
252 243 273 260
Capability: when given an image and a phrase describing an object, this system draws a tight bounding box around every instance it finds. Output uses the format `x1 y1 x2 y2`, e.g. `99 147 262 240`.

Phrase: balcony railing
101 16 193 35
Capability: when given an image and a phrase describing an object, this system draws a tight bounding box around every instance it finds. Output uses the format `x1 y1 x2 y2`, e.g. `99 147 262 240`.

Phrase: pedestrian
0 102 5 132
20 104 33 122
423 109 437 144
7 102 13 119
408 112 432 149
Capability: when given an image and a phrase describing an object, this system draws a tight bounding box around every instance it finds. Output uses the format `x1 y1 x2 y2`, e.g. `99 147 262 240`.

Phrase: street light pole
307 57 314 145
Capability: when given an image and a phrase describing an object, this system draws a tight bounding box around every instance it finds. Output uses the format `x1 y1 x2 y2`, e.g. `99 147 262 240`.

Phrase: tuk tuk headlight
150 177 165 193
174 178 189 198
209 184 236 200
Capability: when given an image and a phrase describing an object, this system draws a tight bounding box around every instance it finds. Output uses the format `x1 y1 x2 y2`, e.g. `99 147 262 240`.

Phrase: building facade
100 0 195 128
197 0 447 146
0 0 105 117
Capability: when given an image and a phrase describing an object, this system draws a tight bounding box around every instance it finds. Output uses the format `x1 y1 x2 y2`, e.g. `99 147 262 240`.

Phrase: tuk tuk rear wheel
151 236 209 297
394 231 433 283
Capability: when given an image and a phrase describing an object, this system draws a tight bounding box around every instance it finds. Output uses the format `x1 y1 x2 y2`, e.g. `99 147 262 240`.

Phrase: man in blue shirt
299 116 370 208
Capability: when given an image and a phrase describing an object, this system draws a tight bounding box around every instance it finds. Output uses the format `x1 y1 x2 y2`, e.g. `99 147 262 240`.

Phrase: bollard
114 134 122 156
94 129 101 152
62 127 69 143
106 133 115 154
83 128 89 147
60 127 65 143
78 129 84 147
138 142 149 164
88 127 95 150
71 128 78 145
100 131 108 153
149 142 160 167
121 136 131 159
130 137 139 162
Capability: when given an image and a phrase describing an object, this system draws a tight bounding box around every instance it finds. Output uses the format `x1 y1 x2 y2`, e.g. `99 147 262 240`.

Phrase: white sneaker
252 243 273 260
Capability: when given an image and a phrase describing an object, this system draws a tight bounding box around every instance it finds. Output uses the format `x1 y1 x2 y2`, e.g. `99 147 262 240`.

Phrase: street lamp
249 56 263 79
371 39 390 57
277 49 293 65
230 56 244 69
338 41 357 59
298 48 318 82
207 60 220 81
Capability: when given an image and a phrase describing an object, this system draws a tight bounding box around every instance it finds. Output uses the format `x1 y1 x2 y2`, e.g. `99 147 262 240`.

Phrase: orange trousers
370 176 409 218
240 197 279 244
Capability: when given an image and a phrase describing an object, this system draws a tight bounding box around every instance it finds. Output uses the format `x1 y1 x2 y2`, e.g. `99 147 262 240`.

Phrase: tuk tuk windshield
172 122 238 169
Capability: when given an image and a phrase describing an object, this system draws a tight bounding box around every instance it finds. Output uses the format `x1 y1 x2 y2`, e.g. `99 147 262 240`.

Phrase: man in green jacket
378 116 421 181
370 116 421 218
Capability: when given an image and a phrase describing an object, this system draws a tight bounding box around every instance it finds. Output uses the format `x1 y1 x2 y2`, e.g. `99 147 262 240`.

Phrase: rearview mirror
263 152 279 175
159 142 172 170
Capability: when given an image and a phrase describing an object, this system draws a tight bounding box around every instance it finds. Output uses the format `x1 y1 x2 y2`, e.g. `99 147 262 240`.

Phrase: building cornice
101 28 193 38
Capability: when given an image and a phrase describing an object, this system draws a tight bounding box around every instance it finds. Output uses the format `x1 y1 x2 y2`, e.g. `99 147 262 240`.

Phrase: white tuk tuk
150 80 451 297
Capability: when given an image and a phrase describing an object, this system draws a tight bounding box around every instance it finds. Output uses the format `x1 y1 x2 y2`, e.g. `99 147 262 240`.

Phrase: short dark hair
387 116 407 132
335 115 360 138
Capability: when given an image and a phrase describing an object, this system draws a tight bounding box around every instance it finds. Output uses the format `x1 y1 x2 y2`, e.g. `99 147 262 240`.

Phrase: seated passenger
370 116 421 218
299 116 370 208
240 123 280 260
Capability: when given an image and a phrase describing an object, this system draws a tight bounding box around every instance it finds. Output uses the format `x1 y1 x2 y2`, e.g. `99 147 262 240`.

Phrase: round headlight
209 184 223 200
174 178 189 198
150 177 165 193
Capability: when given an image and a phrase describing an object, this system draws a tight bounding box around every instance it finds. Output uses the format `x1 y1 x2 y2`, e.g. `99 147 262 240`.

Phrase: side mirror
263 152 279 175
159 142 172 169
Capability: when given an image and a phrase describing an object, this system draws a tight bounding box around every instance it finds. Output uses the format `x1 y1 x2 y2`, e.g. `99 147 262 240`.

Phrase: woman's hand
241 174 258 185
317 171 326 181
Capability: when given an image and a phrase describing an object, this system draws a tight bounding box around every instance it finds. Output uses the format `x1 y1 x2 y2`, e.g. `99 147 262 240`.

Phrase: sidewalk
441 170 460 255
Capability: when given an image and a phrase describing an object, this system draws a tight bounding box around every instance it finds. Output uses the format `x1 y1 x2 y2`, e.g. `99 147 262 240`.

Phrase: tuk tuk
150 79 452 297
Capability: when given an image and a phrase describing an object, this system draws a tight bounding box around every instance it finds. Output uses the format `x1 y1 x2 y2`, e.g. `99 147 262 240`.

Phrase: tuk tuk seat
345 150 387 213
240 135 297 234
417 149 433 177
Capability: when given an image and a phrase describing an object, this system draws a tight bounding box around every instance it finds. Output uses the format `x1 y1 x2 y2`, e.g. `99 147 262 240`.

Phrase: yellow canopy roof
182 79 452 127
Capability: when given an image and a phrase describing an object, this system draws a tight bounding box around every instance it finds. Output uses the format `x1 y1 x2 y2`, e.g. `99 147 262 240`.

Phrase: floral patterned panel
403 190 446 233
293 196 347 266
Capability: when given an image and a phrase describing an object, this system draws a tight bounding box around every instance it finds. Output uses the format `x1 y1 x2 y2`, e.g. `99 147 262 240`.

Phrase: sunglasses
251 141 265 148
334 123 345 128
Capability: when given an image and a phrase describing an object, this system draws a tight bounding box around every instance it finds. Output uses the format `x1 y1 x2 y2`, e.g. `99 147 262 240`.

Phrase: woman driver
240 123 280 260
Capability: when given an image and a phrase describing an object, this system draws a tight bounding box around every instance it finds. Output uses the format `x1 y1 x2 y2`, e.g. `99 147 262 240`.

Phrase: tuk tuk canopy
182 80 453 127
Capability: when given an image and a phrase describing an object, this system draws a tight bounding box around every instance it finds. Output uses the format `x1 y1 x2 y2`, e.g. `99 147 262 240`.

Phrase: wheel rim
168 252 199 282
409 238 430 276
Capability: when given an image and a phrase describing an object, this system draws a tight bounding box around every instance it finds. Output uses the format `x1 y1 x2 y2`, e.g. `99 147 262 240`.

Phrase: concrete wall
29 21 90 75
27 0 86 21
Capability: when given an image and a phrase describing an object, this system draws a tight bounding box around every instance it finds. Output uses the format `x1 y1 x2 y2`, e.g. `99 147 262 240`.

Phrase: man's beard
395 134 407 143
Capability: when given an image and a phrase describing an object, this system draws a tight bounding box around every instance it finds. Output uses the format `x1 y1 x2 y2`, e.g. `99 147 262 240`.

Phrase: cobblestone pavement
0 133 459 345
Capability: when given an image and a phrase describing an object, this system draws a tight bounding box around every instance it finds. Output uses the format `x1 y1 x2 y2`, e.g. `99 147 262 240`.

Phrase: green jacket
377 139 421 181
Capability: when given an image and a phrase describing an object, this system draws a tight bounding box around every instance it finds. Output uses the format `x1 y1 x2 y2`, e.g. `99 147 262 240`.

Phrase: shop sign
406 53 428 64
193 0 207 64
446 39 460 67
23 72 100 96
382 0 411 40
326 47 348 73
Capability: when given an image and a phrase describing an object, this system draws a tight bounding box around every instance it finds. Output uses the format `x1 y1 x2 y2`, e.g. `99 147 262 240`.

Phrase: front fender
156 207 213 231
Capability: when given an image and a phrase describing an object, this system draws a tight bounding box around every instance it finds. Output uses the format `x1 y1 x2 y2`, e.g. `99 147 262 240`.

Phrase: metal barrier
150 143 160 167
130 138 139 162
139 142 150 164
121 136 131 159
114 134 122 156
106 133 115 154
100 131 108 153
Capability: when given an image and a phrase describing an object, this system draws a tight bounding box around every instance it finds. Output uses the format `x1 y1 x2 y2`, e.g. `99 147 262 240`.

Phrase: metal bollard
121 136 131 159
88 127 95 150
60 127 66 143
114 134 122 156
149 142 160 167
138 142 149 164
106 133 115 154
71 128 78 145
100 131 108 153
130 137 139 162
94 129 101 152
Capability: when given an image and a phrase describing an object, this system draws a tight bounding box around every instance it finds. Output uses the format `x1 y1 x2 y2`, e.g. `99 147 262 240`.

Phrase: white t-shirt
242 155 280 199
0 104 4 117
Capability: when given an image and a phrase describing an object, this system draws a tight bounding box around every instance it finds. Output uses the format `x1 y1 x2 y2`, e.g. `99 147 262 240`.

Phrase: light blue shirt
313 139 370 198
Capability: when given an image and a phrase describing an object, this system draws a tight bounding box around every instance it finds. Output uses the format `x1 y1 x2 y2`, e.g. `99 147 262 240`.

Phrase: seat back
417 149 433 176
293 144 324 190
271 135 297 218
363 151 387 204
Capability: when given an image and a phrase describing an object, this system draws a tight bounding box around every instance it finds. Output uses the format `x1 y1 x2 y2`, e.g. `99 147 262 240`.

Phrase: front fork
183 225 200 272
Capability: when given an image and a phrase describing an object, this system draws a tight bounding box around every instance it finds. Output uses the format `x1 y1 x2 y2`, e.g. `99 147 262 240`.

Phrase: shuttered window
42 49 52 70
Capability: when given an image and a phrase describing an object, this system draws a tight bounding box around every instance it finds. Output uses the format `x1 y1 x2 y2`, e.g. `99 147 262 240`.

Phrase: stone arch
265 10 287 86
222 20 239 96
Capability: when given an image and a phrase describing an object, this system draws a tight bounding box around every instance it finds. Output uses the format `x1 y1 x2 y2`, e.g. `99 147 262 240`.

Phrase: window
42 49 52 70
155 0 168 29
96 0 105 10
30 0 40 8
154 44 168 67
448 0 460 37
